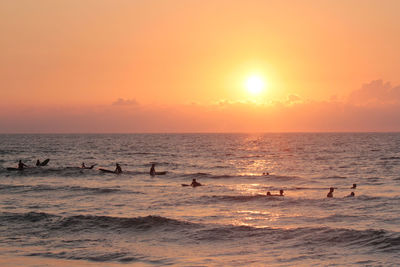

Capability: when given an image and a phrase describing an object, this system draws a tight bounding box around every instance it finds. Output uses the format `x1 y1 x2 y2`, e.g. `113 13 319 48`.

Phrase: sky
1 0 400 133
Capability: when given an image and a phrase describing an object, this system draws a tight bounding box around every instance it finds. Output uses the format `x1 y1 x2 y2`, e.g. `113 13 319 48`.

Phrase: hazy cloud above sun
1 80 400 133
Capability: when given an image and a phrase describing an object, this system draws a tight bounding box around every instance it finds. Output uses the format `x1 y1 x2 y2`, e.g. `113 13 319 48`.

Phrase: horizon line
1 131 400 135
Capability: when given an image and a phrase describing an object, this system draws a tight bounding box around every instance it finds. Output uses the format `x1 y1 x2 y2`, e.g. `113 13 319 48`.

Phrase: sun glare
246 76 265 95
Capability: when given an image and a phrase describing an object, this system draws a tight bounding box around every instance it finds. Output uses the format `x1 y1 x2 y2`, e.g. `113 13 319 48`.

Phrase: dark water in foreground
0 133 400 266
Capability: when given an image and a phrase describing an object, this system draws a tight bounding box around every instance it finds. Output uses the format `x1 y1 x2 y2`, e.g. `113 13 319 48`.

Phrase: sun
245 76 265 95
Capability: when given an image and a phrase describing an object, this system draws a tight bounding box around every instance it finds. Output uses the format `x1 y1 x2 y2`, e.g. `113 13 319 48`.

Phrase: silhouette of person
36 160 41 166
267 190 284 196
18 160 27 170
327 187 334 198
351 184 357 189
190 179 202 187
115 163 122 174
150 164 156 176
347 192 355 197
82 162 96 169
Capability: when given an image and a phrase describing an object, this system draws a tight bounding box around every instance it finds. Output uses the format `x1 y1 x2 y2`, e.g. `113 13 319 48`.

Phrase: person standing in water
150 164 156 176
327 187 334 198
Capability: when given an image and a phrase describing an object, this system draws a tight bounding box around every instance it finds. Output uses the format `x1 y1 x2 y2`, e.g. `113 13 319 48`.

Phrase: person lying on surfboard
81 162 97 169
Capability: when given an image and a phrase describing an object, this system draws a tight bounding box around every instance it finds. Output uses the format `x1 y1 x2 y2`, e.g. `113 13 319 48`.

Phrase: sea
0 133 399 266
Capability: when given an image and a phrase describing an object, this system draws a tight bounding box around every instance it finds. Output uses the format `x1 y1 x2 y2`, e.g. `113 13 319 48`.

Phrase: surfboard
82 164 97 169
40 159 50 166
7 167 21 171
155 171 167 175
99 168 116 174
181 184 190 187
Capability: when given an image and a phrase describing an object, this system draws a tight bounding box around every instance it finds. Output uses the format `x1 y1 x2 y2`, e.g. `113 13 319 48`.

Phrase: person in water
115 163 122 174
347 192 355 197
81 162 96 169
36 160 41 166
18 160 28 170
327 187 334 198
351 184 357 189
190 179 202 187
266 190 284 196
150 164 156 176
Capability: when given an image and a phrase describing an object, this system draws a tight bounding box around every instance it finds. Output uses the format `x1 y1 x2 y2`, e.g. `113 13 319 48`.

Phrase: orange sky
1 0 400 132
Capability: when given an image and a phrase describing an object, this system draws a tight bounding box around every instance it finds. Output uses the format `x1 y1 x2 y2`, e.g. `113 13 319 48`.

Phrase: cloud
112 98 138 106
1 80 400 133
285 94 302 105
348 79 400 106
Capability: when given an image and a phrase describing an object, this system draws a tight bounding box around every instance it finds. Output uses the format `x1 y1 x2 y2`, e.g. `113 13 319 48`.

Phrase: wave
0 212 196 233
1 212 400 260
25 251 170 265
202 194 283 203
0 167 143 178
380 156 400 160
190 225 400 253
182 172 298 181
0 184 141 195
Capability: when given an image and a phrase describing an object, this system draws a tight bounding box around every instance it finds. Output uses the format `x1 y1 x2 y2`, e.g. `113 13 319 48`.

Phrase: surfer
81 162 97 169
18 160 28 170
115 163 122 174
266 190 284 196
190 179 202 187
35 158 50 166
150 164 156 176
327 187 334 198
351 184 357 189
346 192 355 197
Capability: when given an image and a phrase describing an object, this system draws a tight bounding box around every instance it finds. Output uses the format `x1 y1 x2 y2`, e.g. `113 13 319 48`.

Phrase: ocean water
0 133 399 266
